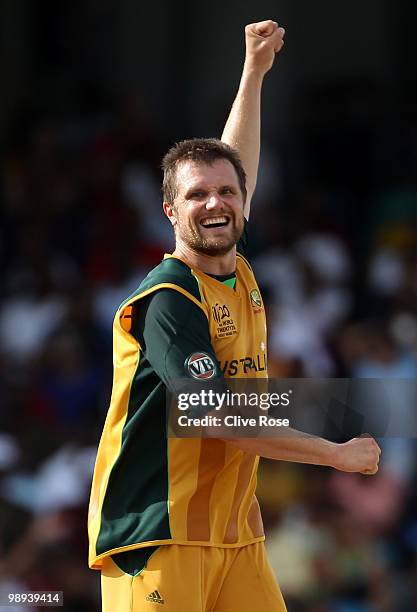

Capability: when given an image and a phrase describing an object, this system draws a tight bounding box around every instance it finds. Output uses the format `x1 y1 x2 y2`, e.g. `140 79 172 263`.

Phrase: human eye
220 186 234 195
189 190 206 200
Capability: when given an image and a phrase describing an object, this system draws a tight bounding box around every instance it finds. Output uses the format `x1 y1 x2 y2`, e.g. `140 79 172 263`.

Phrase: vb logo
186 353 217 380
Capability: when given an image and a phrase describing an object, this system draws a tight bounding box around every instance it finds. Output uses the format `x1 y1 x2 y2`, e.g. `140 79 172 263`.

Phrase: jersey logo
211 302 237 339
212 303 231 323
250 289 263 313
145 590 164 604
186 352 217 380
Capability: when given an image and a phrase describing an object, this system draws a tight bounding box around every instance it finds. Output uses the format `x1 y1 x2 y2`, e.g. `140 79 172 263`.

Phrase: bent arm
131 289 223 389
226 434 381 475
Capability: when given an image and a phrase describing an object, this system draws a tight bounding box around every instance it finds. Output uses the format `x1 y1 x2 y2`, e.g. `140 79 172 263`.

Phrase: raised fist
244 20 285 75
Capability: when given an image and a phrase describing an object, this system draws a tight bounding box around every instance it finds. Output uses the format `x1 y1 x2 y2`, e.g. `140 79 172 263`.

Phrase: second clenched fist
333 436 382 475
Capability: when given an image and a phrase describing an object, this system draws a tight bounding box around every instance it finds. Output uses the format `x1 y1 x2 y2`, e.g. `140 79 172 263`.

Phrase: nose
205 191 222 210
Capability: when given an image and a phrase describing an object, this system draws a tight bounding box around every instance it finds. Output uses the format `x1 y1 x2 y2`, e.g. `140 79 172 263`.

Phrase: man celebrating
88 21 380 611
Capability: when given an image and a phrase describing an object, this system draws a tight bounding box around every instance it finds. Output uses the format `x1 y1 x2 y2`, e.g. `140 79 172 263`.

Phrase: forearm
221 66 264 213
221 21 285 219
227 433 339 468
225 430 381 475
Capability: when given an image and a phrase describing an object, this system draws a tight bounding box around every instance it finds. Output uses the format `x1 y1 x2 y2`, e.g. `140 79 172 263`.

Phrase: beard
175 213 244 256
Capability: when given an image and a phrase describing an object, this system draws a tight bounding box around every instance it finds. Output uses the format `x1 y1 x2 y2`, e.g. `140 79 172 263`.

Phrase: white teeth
201 216 228 227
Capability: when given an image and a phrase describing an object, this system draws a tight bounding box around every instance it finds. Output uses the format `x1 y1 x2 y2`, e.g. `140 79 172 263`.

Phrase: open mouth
200 216 230 229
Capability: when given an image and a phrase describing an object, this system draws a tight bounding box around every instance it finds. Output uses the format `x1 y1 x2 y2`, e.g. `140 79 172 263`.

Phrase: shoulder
119 257 202 311
140 257 201 298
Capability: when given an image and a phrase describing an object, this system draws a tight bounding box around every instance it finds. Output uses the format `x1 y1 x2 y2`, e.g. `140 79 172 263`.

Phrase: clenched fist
333 436 382 475
244 20 285 76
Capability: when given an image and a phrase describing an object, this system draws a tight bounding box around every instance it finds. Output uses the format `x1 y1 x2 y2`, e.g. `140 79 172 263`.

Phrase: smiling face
165 158 245 257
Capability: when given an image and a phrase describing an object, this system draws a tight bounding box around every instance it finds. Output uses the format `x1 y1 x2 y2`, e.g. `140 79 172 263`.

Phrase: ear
163 201 177 228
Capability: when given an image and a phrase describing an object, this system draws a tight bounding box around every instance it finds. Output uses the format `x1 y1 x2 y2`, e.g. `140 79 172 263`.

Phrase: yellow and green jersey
88 228 268 570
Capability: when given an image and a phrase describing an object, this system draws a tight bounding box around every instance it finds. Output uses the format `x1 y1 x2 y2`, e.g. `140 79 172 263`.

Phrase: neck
173 242 237 275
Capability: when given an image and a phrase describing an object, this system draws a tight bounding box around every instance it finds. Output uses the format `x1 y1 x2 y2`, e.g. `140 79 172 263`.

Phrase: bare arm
221 20 285 219
226 434 382 475
220 22 382 476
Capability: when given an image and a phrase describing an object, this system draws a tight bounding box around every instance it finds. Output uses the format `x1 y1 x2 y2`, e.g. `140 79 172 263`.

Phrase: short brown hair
162 138 247 205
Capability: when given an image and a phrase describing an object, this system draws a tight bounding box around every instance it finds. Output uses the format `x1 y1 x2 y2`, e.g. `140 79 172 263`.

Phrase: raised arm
221 20 285 219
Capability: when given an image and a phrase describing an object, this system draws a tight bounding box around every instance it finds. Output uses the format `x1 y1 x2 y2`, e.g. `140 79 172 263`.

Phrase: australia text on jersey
221 354 267 376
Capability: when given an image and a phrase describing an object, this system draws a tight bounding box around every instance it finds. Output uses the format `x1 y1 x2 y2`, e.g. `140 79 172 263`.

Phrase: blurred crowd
1 82 417 611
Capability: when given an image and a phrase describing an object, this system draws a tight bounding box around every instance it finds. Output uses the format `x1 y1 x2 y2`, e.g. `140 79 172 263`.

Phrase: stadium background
1 1 417 610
